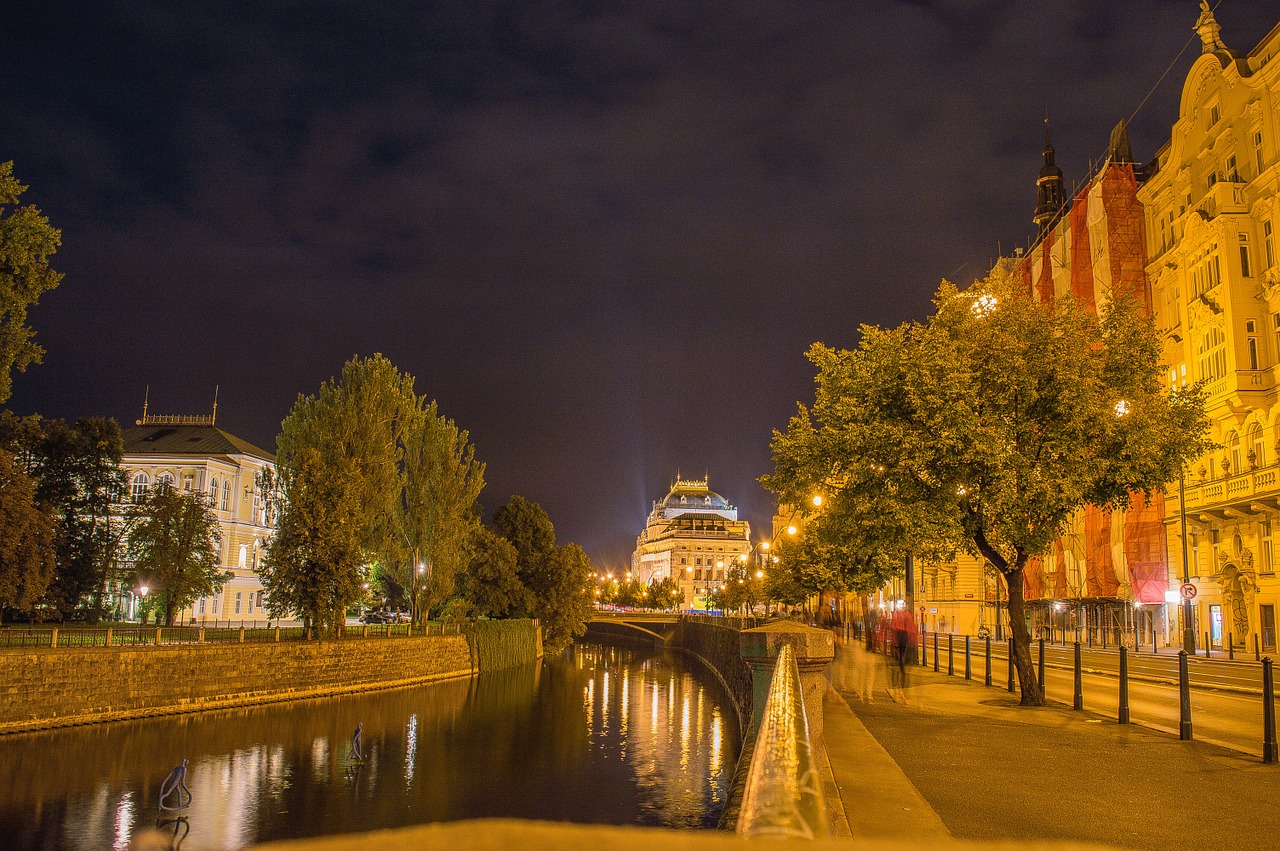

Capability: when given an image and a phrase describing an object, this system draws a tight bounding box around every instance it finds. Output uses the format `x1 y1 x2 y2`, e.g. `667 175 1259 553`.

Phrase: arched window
222 481 230 511
156 472 175 491
209 477 219 505
1250 422 1266 468
131 472 150 503
1229 431 1242 474
238 544 247 569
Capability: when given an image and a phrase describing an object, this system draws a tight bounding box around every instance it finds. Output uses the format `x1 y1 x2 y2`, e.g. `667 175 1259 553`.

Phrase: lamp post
1179 473 1197 653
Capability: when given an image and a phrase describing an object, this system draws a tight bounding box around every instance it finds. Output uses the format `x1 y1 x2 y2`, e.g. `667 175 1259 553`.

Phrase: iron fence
0 620 467 649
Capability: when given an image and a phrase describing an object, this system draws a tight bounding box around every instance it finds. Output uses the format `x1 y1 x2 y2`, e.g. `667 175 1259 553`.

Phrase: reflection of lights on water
680 694 691 771
710 711 722 776
112 791 134 851
405 714 419 786
602 670 610 737
621 673 630 739
310 736 329 781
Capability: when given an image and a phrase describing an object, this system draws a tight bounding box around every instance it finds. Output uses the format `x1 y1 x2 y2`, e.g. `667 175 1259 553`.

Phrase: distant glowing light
972 293 999 317
812 495 823 507
1114 399 1131 417
786 525 797 535
761 541 770 551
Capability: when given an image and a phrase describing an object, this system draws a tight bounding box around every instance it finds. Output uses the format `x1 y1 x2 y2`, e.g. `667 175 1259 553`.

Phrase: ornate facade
632 476 750 611
120 407 276 623
913 6 1280 646
1140 8 1280 652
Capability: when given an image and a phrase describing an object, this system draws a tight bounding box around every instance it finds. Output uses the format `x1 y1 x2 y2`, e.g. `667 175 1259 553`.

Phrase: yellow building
120 407 276 624
1140 7 1280 652
632 476 750 611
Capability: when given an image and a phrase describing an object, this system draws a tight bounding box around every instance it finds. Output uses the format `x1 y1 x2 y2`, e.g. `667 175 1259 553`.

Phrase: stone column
739 622 835 749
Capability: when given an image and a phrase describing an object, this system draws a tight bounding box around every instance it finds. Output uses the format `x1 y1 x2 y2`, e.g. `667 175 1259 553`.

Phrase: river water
0 642 740 850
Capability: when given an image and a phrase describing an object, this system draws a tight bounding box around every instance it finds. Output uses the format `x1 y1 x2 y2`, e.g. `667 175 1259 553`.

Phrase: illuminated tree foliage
457 525 530 618
768 271 1210 705
0 162 62 404
0 449 56 618
127 483 225 627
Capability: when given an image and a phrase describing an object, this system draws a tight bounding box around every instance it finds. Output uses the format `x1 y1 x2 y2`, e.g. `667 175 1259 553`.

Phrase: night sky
2 2 1276 568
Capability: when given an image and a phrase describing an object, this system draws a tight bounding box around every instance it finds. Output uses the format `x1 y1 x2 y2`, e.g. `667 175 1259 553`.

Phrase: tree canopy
127 483 225 627
767 271 1211 704
0 448 56 617
0 162 62 405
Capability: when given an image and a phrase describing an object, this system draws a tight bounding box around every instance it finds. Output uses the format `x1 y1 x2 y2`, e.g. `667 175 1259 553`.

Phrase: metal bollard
964 635 972 680
1264 658 1277 764
1008 638 1015 693
1087 627 1093 649
1038 637 1046 695
985 636 992 687
1257 633 1262 663
1229 633 1234 661
934 632 939 673
1073 642 1083 710
1205 631 1211 659
1135 623 1141 653
1179 650 1193 741
948 634 954 676
1102 628 1107 650
921 630 928 668
1119 646 1130 724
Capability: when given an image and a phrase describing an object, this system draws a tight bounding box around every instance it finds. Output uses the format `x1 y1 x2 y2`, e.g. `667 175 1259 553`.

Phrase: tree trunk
165 602 175 627
1005 565 1046 706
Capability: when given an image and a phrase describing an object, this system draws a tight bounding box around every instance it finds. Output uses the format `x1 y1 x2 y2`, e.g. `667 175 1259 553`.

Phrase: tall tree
389 401 485 623
275 354 485 626
456 525 530 619
261 447 367 636
0 449 56 619
768 272 1210 705
492 496 593 651
0 162 63 404
127 483 225 627
0 414 127 620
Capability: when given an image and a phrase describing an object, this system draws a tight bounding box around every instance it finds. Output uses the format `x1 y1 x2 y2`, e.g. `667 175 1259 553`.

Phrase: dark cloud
1 1 1275 567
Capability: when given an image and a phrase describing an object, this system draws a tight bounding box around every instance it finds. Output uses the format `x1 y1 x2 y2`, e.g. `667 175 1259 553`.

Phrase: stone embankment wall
670 619 753 734
0 620 540 734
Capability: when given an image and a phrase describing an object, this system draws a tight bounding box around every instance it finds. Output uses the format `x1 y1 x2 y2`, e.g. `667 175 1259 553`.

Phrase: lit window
131 473 150 502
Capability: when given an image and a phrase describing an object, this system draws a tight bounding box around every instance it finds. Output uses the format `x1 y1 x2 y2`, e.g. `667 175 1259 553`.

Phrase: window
156 472 174 490
247 593 254 614
1226 155 1238 182
1263 520 1275 575
1197 326 1227 381
1250 422 1266 467
1266 222 1275 270
209 477 219 505
1241 233 1253 278
257 591 265 608
212 595 219 615
1248 320 1261 370
1207 171 1218 189
1210 103 1221 126
182 475 193 492
131 473 150 502
1229 432 1242 474
199 599 206 615
234 592 242 615
1190 244 1221 296
221 481 230 511
1257 130 1266 176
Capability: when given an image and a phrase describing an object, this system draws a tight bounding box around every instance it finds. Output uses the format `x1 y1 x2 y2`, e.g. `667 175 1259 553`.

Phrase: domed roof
661 476 731 511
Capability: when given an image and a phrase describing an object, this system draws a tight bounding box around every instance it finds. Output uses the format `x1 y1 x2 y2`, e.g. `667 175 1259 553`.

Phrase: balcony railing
1177 462 1280 512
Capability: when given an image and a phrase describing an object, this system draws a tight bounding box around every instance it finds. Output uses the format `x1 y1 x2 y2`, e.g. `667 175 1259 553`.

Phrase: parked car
359 611 389 624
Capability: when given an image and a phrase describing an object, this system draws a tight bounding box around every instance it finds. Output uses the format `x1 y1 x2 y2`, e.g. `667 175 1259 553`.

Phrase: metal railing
736 643 828 839
0 621 466 649
682 614 771 630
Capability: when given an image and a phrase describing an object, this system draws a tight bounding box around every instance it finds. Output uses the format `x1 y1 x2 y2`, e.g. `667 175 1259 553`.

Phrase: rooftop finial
138 385 150 426
1196 1 1226 54
212 385 219 426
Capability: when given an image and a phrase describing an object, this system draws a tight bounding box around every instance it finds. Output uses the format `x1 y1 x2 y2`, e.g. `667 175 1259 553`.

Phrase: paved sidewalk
825 638 1280 849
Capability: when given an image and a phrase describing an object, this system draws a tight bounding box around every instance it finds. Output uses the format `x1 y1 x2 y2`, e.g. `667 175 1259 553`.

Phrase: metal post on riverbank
1073 642 1083 710
1264 657 1277 764
964 635 971 681
1179 650 1193 741
1007 639 1015 693
984 637 992 687
1118 646 1130 724
947 634 954 677
1038 637 1045 694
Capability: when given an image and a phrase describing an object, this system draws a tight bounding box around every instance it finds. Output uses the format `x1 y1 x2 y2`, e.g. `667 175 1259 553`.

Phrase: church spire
1033 118 1065 236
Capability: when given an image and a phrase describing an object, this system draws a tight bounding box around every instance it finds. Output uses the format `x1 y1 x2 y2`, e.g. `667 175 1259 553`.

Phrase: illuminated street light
971 292 999 317
1114 399 1131 417
138 585 149 597
756 570 764 579
786 525 797 535
417 562 426 575
760 541 770 551
812 494 823 507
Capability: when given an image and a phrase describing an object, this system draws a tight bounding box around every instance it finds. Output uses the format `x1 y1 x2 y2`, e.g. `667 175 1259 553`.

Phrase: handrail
736 643 828 839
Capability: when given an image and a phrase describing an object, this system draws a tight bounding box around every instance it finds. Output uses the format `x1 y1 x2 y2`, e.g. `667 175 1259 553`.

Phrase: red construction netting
1100 163 1151 311
1084 506 1120 597
1068 185 1095 312
1125 492 1169 604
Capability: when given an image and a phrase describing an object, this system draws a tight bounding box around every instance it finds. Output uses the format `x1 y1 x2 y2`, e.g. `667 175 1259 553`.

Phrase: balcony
1175 462 1280 518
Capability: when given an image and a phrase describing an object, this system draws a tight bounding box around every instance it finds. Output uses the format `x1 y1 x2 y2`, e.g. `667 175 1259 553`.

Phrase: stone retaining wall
0 620 543 734
670 619 753 735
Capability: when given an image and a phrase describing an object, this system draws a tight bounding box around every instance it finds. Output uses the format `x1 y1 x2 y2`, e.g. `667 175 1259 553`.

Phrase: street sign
1180 583 1197 601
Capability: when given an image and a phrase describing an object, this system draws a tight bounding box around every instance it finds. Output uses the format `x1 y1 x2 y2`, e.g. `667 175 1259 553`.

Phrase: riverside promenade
823 635 1280 849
